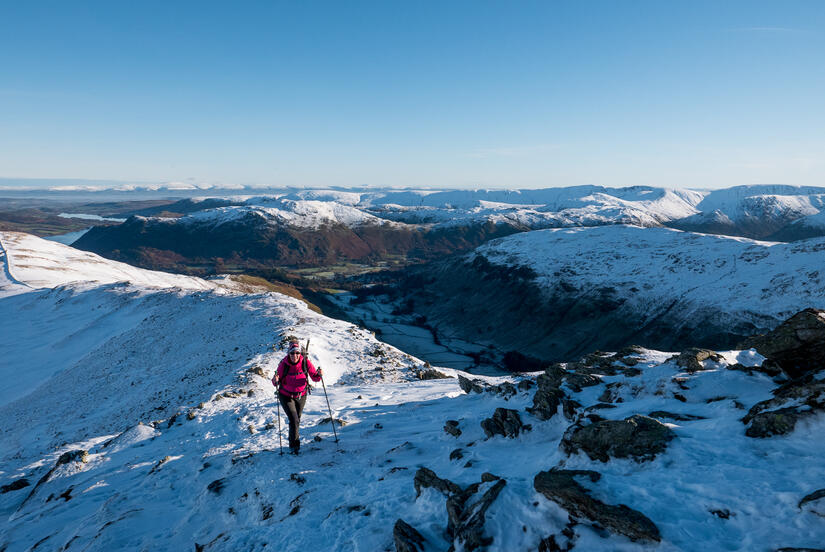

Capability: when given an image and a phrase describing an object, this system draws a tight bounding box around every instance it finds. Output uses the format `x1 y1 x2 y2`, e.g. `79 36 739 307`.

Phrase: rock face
393 519 426 552
534 469 661 543
481 408 526 439
744 308 825 379
561 415 676 462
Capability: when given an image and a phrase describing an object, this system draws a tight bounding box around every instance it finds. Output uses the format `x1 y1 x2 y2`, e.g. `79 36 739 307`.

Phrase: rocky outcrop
21 449 89 507
534 469 660 542
799 488 825 509
671 348 724 372
743 308 825 379
413 467 462 498
412 468 507 551
414 368 452 380
561 415 676 462
393 519 426 552
458 375 519 397
742 379 825 438
448 477 507 551
527 366 567 421
481 408 527 439
0 478 30 494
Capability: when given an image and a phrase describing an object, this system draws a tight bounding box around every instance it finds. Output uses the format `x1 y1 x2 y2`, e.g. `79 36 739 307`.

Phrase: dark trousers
279 392 307 451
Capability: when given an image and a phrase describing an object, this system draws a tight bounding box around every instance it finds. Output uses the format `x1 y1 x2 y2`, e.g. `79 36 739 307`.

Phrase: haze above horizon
1 0 823 191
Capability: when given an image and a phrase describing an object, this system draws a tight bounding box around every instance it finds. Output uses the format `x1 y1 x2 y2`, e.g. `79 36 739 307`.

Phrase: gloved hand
316 368 323 378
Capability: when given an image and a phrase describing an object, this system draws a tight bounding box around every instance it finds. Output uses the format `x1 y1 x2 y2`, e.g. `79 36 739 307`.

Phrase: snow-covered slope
394 225 825 364
2 233 825 551
0 232 220 298
477 225 825 320
182 198 397 230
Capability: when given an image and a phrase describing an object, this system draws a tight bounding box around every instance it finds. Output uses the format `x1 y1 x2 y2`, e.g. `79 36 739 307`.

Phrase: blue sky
0 0 823 190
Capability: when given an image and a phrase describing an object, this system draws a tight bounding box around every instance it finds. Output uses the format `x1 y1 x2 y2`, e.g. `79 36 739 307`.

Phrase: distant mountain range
69 185 825 275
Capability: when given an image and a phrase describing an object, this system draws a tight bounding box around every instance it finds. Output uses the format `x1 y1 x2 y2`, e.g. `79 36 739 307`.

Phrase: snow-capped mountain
2 232 825 551
393 225 825 363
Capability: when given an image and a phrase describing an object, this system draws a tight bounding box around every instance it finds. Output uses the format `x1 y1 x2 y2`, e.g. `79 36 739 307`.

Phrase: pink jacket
272 354 321 398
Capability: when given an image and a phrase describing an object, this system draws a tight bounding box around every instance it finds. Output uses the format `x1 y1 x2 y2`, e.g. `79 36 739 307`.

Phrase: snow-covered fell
477 225 825 320
2 233 825 551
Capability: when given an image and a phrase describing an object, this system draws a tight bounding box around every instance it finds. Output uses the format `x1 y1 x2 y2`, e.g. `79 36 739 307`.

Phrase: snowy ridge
179 199 398 230
0 232 221 298
476 225 825 319
1 234 825 550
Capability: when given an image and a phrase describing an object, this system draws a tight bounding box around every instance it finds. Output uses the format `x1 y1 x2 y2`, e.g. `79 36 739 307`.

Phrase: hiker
272 340 323 454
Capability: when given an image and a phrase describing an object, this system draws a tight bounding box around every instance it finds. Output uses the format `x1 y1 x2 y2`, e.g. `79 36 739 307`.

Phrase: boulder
561 415 676 462
744 407 804 438
564 372 602 392
413 467 462 498
744 308 825 379
0 478 30 494
481 408 525 439
742 380 825 438
534 469 660 542
444 420 462 437
393 519 426 552
671 348 724 372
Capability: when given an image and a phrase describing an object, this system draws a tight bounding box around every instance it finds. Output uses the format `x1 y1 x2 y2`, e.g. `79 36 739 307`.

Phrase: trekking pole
275 382 283 455
320 373 339 445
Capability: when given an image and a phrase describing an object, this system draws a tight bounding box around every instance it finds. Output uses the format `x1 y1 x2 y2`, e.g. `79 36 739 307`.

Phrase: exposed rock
448 479 507 551
413 467 462 498
671 348 724 372
561 415 676 462
481 408 525 439
775 548 825 552
56 450 89 466
562 399 581 420
742 380 825 438
444 420 462 437
744 407 804 438
726 362 782 377
564 372 602 392
517 379 535 391
534 469 660 542
0 478 30 494
415 368 452 380
393 519 426 552
458 375 487 394
743 308 825 379
648 411 706 422
247 365 266 377
316 417 347 427
799 488 825 509
450 449 464 461
527 372 566 421
207 478 226 494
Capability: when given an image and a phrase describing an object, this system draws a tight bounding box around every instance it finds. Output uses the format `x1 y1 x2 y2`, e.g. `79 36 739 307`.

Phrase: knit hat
288 341 302 354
